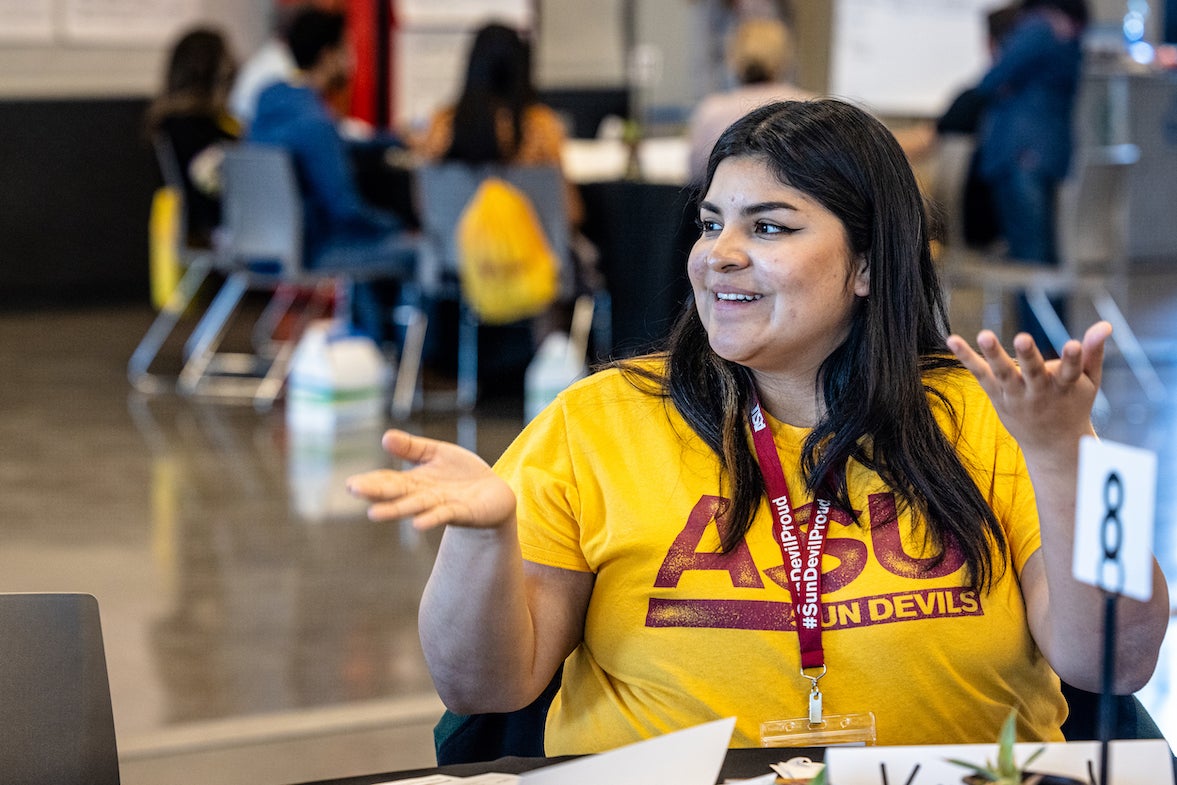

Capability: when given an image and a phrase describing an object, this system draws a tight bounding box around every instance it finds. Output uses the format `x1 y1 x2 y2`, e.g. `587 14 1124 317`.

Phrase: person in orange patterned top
413 22 583 226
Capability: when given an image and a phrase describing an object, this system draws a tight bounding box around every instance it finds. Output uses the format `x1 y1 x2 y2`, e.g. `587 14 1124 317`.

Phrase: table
298 747 820 784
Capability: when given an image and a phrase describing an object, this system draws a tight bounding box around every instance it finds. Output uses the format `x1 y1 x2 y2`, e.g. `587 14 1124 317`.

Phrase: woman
413 22 582 225
146 27 240 248
348 100 1168 752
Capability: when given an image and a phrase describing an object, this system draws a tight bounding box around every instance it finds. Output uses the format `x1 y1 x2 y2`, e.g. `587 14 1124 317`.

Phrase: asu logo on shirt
645 493 982 632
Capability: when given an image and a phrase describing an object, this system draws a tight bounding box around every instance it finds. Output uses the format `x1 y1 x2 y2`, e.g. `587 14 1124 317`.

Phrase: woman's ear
852 254 870 297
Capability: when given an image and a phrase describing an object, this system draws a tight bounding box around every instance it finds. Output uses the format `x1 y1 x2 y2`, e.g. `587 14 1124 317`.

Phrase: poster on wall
0 0 54 42
830 0 994 117
62 0 202 43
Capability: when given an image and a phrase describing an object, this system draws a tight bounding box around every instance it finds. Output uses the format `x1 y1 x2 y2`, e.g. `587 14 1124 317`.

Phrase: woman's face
688 155 869 380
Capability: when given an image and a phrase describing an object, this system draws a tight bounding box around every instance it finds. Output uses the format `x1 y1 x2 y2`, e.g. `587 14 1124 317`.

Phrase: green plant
947 709 1046 784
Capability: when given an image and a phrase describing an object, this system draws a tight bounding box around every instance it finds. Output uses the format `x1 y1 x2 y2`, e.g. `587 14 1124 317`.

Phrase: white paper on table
561 139 627 183
560 137 690 185
825 739 1173 785
1073 435 1157 601
637 137 690 185
519 716 736 785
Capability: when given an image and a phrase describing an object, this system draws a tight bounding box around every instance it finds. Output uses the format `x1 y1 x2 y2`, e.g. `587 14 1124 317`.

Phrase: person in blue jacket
973 0 1087 352
249 7 413 343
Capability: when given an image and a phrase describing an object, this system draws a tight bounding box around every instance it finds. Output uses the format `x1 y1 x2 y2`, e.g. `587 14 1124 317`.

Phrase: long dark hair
627 99 1007 591
446 23 536 164
147 27 235 130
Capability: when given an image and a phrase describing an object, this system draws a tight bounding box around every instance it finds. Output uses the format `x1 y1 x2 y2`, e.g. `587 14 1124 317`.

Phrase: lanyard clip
800 664 826 693
801 665 826 725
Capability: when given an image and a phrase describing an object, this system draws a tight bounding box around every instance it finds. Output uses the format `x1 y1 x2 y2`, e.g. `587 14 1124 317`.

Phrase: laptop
0 592 120 784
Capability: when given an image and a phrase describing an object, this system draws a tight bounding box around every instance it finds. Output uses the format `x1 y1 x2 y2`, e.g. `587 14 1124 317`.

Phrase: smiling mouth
715 292 763 302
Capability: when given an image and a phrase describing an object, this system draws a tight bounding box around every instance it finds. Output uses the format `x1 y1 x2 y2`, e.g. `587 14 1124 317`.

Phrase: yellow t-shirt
495 361 1066 754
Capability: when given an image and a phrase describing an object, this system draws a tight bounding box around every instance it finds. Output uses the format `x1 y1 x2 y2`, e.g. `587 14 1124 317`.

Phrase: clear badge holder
760 711 877 747
760 666 877 747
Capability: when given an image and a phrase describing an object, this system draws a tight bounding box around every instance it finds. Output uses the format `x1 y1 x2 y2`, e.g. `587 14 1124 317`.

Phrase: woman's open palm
346 429 517 530
946 321 1110 453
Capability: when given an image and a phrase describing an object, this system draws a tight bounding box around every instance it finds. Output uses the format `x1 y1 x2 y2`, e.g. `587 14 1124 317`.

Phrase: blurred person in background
229 3 301 130
412 21 597 376
413 21 583 227
691 0 795 99
973 0 1089 353
146 26 240 249
249 7 413 344
685 16 812 182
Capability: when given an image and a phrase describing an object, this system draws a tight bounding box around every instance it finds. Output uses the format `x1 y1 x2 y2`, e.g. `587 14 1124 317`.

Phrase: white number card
1072 435 1156 601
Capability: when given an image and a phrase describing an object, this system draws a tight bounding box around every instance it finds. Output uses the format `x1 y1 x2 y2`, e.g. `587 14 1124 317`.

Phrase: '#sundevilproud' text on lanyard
748 393 832 722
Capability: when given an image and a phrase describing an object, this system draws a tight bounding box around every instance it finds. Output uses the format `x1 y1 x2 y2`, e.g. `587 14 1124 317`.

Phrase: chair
434 667 562 765
0 593 120 785
133 143 425 414
942 141 1167 406
128 136 225 395
1059 681 1167 742
415 162 595 412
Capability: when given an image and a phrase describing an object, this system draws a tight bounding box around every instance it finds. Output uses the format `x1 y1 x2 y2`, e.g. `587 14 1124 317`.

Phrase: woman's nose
707 229 750 271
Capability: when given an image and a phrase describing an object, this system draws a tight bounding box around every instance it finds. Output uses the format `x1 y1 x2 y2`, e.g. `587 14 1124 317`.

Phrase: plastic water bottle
285 320 390 434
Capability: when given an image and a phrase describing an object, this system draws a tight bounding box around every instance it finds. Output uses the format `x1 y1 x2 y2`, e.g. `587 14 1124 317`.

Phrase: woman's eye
696 217 721 233
755 220 795 235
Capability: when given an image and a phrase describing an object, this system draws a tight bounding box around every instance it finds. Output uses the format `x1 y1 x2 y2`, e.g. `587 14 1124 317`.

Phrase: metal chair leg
391 304 428 420
128 254 213 394
1026 286 1110 413
1091 286 1168 404
178 272 251 396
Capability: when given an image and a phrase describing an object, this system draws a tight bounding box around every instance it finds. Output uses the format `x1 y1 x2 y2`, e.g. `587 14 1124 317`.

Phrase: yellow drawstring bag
148 186 183 311
455 178 559 325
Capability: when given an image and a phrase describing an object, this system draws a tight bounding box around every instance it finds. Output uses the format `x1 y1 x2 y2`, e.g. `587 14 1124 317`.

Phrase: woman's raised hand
346 429 517 530
945 321 1110 454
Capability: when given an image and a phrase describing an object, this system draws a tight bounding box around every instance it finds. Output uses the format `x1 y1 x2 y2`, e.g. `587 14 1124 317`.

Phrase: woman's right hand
346 429 516 531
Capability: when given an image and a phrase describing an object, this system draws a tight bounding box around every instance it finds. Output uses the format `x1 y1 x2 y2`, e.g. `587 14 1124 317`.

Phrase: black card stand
1098 590 1119 785
1097 469 1126 785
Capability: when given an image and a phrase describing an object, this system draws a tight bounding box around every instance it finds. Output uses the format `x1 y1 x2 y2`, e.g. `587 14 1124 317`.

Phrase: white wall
0 0 271 98
0 0 1165 106
535 0 626 86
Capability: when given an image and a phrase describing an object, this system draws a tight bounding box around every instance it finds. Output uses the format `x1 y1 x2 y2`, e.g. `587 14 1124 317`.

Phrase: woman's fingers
1079 321 1111 388
1011 332 1047 387
381 428 437 463
946 329 1002 395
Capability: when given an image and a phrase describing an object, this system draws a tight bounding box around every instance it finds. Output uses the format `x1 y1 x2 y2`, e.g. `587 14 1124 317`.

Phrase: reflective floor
0 266 1175 785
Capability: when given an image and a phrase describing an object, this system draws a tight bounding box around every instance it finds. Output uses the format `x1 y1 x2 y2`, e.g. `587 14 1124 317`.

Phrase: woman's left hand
945 321 1111 455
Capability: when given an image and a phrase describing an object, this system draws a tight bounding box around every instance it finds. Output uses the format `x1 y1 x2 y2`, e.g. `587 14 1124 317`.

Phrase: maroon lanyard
748 393 831 671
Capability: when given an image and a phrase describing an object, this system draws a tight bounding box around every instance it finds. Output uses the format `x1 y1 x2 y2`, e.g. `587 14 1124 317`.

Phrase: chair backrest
415 163 571 296
928 135 978 253
0 593 120 784
152 135 192 251
218 143 304 274
1056 143 1139 278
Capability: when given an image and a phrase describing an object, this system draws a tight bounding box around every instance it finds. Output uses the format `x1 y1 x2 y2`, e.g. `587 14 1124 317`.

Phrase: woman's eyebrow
698 199 800 215
742 200 799 215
